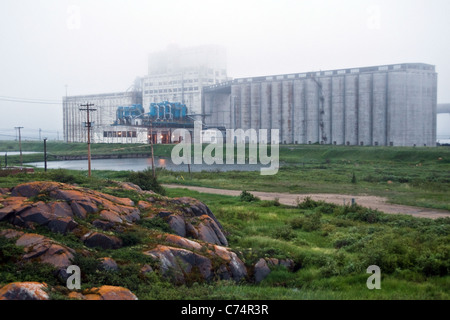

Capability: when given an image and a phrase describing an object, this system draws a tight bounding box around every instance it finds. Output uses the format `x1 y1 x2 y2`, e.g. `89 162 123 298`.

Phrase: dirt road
163 184 450 220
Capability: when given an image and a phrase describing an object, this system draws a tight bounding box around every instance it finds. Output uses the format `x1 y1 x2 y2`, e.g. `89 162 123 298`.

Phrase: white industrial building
142 44 229 119
63 44 438 147
63 44 228 144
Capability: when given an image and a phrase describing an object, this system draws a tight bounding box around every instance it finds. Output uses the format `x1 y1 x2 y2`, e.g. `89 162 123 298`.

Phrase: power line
0 95 60 103
0 97 61 105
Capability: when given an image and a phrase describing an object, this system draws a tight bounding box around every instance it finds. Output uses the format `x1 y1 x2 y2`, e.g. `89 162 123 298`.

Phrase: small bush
290 217 306 230
118 231 143 247
351 172 357 184
260 198 280 207
303 212 323 231
127 167 166 195
290 212 322 232
137 217 172 233
272 225 295 241
47 169 83 184
297 197 320 210
239 190 260 202
0 237 24 263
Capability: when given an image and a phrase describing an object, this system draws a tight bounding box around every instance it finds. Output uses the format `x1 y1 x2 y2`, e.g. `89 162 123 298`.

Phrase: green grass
0 168 449 299
160 187 449 299
1 141 449 299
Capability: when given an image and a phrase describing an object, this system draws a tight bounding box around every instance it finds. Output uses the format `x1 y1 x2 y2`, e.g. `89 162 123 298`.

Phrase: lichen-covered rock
211 245 247 281
254 258 271 283
192 215 228 246
48 217 78 234
154 197 228 246
162 234 203 251
0 282 49 300
144 245 212 283
82 232 122 249
265 258 295 271
71 286 138 300
0 229 75 269
99 257 119 272
145 241 248 284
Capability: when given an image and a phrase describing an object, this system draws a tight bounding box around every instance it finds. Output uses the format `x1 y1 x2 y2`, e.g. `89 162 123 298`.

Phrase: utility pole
44 138 48 172
39 128 42 140
14 127 23 168
79 102 96 177
150 121 156 178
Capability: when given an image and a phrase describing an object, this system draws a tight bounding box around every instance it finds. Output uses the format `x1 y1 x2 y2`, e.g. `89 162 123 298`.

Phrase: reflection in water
26 157 266 172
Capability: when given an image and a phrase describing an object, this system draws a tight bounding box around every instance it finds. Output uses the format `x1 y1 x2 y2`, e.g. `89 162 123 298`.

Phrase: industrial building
63 89 144 144
142 44 229 119
63 44 228 144
203 63 437 147
63 44 438 147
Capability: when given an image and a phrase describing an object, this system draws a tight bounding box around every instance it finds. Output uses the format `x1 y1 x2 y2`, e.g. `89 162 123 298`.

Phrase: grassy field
2 140 450 210
0 167 448 299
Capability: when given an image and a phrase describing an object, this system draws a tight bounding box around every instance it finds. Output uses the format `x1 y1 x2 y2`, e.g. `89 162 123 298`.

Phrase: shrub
137 217 172 233
290 217 306 230
239 190 260 202
290 212 322 232
297 197 319 209
351 172 357 184
272 225 295 241
127 167 166 195
0 237 24 263
47 169 83 184
303 211 322 231
260 198 280 207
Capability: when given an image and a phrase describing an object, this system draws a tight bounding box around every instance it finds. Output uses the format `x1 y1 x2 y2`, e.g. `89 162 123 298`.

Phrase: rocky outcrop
252 257 296 283
144 245 213 283
0 282 137 300
0 229 74 269
69 285 138 300
1 182 141 232
157 197 228 246
0 282 49 300
99 257 119 272
254 258 271 283
0 180 297 299
145 234 248 283
82 232 122 249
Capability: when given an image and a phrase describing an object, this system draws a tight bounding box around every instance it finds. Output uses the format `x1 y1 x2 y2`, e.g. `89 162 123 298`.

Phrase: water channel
26 157 267 172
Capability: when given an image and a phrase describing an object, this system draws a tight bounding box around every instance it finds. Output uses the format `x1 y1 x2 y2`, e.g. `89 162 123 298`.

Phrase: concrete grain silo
203 63 437 147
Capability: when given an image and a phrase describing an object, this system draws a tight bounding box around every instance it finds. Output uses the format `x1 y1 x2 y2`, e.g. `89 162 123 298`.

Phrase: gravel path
163 184 450 220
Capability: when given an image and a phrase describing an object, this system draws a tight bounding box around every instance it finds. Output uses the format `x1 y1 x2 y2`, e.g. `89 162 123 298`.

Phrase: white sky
0 0 449 140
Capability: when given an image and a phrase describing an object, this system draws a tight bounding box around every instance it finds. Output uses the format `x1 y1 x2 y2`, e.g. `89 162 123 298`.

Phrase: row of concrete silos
212 66 436 146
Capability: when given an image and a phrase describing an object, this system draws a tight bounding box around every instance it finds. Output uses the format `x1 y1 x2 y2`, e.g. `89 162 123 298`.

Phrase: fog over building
63 45 438 147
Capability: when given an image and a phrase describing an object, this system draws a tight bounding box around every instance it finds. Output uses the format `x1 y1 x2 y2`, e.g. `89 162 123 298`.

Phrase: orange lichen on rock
0 282 49 300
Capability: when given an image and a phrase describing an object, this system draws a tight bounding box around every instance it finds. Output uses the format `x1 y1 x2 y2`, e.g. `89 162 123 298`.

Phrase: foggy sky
0 0 449 140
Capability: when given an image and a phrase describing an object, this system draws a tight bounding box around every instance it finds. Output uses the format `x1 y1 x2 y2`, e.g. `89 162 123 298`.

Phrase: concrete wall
204 63 437 147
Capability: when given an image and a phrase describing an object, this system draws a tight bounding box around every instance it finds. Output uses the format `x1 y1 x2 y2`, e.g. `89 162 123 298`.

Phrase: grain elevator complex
63 45 438 147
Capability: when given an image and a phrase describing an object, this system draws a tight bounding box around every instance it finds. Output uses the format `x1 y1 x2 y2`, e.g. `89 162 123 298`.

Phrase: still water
26 157 266 172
